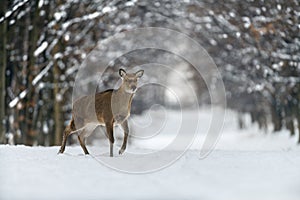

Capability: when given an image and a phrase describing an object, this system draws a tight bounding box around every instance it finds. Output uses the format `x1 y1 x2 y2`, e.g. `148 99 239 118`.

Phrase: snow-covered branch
0 0 30 23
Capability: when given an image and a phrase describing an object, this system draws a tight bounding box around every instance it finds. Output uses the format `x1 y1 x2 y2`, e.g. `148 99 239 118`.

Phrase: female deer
58 68 144 157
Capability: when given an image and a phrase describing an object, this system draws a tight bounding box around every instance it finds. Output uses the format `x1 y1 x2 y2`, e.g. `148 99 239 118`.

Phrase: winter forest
1 0 300 199
1 0 299 146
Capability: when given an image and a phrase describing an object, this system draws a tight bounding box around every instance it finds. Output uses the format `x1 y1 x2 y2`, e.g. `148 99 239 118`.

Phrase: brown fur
58 69 144 157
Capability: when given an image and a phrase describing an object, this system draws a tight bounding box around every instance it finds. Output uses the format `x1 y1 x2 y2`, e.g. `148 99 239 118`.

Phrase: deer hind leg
58 118 76 154
119 120 129 155
77 130 89 155
77 124 99 155
105 123 114 157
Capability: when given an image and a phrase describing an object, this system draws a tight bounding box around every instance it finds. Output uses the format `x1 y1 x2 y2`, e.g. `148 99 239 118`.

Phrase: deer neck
113 85 134 112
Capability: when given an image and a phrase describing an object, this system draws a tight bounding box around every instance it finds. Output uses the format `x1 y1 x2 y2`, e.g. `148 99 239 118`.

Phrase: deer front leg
105 123 114 157
119 120 129 155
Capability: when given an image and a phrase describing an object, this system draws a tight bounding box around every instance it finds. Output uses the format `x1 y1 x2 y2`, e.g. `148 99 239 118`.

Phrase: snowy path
1 109 299 199
1 145 300 200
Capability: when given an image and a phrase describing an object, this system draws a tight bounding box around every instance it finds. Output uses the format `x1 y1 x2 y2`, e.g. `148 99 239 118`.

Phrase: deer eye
126 79 136 83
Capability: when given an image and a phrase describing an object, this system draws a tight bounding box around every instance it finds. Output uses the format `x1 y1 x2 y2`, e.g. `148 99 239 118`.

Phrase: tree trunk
25 2 40 145
271 104 282 132
53 62 63 145
297 115 300 144
0 2 7 143
286 118 295 136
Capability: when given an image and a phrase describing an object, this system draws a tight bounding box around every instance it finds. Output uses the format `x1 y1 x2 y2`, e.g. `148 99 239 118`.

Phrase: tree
0 1 7 143
1 0 299 145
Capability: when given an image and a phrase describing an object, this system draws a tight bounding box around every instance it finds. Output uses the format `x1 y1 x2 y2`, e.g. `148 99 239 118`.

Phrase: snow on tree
0 0 299 145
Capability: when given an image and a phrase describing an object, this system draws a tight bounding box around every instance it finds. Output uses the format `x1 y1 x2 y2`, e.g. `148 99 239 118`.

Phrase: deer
58 68 144 157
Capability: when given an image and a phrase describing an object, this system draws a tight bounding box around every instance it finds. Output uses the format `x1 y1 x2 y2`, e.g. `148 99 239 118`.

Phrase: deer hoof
119 148 125 155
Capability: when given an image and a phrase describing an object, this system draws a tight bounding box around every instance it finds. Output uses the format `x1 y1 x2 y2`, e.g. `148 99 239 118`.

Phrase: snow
54 12 64 21
32 61 53 86
1 109 299 199
0 0 30 23
19 89 27 99
5 11 12 18
38 0 44 9
125 0 137 7
8 88 28 108
33 41 48 57
102 6 112 13
62 12 102 30
9 61 54 108
8 97 19 108
54 52 63 60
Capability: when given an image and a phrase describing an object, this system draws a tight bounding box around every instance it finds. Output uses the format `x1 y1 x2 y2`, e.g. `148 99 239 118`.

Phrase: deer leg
119 120 129 155
78 130 89 155
58 119 76 154
105 123 114 157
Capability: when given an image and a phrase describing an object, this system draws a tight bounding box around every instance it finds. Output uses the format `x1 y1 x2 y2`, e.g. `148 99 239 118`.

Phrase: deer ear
119 68 127 78
135 70 144 78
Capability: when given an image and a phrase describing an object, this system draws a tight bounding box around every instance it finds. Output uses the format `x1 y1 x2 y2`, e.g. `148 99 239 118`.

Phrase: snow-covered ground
1 108 299 200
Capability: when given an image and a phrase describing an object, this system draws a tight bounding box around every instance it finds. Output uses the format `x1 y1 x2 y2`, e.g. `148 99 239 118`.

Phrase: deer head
119 68 144 94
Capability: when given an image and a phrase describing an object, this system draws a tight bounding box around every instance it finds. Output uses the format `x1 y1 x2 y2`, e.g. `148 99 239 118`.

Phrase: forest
0 0 299 146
